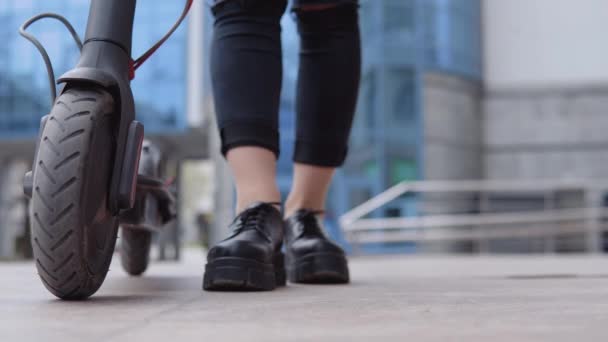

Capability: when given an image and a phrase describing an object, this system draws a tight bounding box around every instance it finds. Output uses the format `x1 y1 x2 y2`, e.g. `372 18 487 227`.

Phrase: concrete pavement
2 250 608 341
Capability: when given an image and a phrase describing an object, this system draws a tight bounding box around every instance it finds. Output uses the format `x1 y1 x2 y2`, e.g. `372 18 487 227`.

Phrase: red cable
129 0 194 80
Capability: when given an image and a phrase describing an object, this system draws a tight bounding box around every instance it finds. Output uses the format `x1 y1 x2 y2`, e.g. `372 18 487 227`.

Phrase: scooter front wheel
30 87 118 300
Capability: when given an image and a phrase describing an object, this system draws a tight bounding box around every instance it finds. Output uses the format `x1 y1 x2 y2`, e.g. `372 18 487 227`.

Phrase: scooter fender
57 67 143 213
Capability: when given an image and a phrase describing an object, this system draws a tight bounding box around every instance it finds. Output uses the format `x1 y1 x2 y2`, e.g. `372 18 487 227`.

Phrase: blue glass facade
277 0 482 251
0 0 187 140
421 0 482 79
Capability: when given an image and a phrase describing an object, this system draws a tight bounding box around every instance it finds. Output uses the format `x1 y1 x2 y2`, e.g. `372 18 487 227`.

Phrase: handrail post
478 191 489 254
544 190 556 253
585 189 602 253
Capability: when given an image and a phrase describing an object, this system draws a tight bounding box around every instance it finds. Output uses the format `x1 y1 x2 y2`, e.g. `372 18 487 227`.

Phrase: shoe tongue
290 210 326 237
293 209 324 220
237 202 280 228
233 204 274 242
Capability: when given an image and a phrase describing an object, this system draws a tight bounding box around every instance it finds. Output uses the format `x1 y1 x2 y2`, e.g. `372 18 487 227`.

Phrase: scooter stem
73 0 137 82
84 0 136 56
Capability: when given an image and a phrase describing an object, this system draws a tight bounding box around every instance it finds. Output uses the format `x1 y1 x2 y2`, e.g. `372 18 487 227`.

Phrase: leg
283 1 361 284
227 147 281 212
210 0 286 212
285 163 334 217
203 0 288 291
285 1 361 216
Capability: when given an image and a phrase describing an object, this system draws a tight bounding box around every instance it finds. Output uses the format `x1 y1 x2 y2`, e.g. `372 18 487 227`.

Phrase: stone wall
423 72 483 182
484 86 608 180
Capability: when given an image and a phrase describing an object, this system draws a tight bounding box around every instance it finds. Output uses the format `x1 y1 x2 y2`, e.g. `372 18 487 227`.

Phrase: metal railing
339 179 608 253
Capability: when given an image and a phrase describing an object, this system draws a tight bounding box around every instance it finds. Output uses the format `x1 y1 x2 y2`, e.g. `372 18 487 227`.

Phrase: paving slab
2 250 608 341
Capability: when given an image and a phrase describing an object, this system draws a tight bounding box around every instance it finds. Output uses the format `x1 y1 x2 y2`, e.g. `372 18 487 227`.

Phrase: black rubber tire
120 228 152 276
30 87 118 300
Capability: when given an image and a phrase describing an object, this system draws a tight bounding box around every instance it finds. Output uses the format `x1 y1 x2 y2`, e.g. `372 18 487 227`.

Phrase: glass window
388 70 415 123
383 0 415 34
0 0 187 138
391 158 417 184
426 0 482 79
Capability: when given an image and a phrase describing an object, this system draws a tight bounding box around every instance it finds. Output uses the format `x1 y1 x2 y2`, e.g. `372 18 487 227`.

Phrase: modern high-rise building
336 0 482 212
483 0 608 180
274 0 483 249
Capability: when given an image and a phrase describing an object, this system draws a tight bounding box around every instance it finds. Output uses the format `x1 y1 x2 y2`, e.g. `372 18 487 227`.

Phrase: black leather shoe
203 202 286 291
284 209 349 284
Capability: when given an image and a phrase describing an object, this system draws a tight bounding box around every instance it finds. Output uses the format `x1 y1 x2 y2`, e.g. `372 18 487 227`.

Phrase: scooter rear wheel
30 86 118 300
120 228 152 276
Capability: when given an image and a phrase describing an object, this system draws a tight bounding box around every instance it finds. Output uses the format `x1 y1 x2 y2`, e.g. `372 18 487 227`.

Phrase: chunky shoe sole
203 253 286 291
287 252 349 284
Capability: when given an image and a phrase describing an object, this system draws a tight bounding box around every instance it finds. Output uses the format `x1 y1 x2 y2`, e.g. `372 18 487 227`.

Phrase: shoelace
294 209 325 236
233 202 281 242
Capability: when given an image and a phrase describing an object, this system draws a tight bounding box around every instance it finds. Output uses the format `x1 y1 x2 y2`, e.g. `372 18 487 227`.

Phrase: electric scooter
20 0 192 300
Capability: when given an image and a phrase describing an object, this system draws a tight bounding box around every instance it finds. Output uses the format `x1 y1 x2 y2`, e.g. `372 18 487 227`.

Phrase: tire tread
31 87 118 300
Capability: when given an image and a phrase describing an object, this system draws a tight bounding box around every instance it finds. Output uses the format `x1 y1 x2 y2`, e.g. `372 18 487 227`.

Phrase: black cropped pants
210 0 361 167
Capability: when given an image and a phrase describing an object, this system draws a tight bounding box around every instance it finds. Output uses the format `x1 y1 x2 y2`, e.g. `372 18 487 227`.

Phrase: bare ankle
237 190 282 213
284 197 324 218
226 146 282 214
